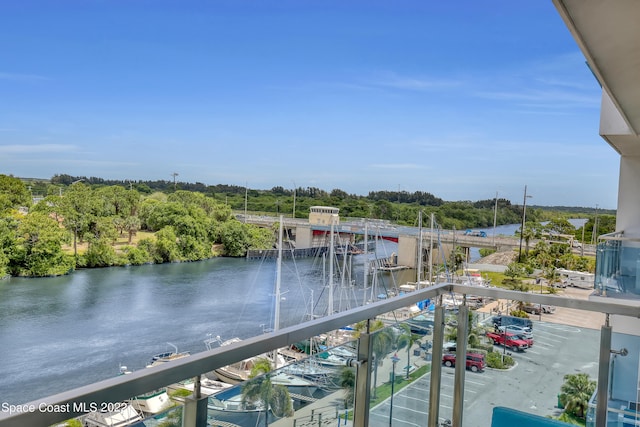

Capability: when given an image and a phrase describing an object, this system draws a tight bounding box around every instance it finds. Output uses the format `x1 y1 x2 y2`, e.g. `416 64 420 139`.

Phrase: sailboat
208 217 322 391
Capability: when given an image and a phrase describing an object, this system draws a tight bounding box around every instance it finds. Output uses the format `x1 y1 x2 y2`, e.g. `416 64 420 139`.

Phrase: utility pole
244 182 248 223
292 181 296 219
171 172 179 190
593 204 599 244
492 191 498 247
518 185 532 262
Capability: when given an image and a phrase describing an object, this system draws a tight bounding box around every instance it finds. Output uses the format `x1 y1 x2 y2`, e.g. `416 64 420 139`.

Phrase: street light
539 277 543 321
518 185 532 262
389 353 400 427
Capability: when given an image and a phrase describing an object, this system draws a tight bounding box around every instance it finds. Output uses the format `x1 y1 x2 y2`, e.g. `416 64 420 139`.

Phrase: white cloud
0 144 76 153
369 163 424 169
368 72 462 91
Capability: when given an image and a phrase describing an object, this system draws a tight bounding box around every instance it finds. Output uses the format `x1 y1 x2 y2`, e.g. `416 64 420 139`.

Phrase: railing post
353 320 372 427
181 395 208 427
596 316 612 427
182 375 208 427
428 304 445 427
452 304 469 427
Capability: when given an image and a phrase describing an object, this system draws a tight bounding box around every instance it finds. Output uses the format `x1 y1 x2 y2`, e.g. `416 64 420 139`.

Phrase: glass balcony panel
596 233 640 297
366 322 430 427
472 295 601 426
142 403 184 426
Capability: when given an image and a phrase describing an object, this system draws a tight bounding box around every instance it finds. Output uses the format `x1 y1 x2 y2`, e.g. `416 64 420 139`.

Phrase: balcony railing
1 283 640 427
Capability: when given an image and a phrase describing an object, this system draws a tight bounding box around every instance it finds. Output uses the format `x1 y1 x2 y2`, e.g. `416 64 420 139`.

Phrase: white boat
83 403 144 427
205 336 285 384
208 387 268 427
167 376 232 397
146 342 190 368
127 389 173 415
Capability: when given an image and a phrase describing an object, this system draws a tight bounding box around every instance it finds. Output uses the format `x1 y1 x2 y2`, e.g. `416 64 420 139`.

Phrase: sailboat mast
417 210 423 288
275 215 283 332
362 222 369 306
429 213 434 285
328 215 335 316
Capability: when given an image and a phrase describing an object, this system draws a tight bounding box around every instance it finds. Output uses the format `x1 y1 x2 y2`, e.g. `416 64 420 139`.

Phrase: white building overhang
553 0 640 155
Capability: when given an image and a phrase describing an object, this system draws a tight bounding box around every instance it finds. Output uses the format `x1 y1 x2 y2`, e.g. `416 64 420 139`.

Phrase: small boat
146 342 190 368
82 402 145 427
205 335 286 385
127 389 173 416
167 376 232 397
208 386 268 427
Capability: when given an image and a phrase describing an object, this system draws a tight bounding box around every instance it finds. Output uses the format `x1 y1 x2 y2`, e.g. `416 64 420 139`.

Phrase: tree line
1 174 615 278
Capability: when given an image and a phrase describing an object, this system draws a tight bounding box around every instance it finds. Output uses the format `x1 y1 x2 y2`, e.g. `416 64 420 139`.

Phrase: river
0 220 585 405
0 242 398 405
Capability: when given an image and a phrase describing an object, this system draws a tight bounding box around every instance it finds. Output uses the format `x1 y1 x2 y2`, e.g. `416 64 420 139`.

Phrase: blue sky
0 1 620 209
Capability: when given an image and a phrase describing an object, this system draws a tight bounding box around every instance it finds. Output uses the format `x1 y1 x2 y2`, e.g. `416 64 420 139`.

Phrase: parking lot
368 292 602 427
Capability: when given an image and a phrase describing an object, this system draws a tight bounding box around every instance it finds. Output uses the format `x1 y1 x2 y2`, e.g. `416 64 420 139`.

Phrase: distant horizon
17 173 616 212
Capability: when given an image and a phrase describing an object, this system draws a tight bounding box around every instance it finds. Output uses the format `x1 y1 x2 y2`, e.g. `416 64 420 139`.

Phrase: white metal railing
1 283 639 427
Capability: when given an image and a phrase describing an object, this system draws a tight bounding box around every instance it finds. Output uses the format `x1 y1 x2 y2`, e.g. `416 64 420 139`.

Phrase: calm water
0 243 397 405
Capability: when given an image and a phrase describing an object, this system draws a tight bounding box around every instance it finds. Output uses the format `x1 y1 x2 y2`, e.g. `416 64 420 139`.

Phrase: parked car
443 341 457 353
510 333 534 348
523 303 556 315
493 315 533 330
497 325 532 339
464 229 487 237
442 353 485 372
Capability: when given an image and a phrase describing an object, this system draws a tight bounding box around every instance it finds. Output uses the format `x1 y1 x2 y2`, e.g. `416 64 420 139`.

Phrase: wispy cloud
0 72 49 82
368 72 462 91
369 163 425 169
0 144 76 154
475 88 599 109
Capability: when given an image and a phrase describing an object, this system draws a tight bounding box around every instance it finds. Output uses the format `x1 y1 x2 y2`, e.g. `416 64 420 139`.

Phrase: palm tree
559 373 596 419
370 327 395 399
353 319 394 399
396 324 419 379
522 225 536 257
338 366 356 409
241 358 293 427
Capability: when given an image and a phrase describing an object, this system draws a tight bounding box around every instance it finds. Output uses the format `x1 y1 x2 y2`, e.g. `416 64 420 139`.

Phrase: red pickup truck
486 331 529 352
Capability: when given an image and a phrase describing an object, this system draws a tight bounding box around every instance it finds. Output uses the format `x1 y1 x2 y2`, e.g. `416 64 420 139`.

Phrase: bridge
236 214 595 268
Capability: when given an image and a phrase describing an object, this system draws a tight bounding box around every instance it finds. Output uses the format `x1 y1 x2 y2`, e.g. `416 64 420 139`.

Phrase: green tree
241 358 293 427
0 217 17 277
124 216 141 244
559 373 596 419
370 327 395 399
338 366 356 409
521 224 536 258
0 174 31 211
153 226 182 263
11 212 74 276
57 182 95 257
218 221 252 257
396 324 419 379
83 238 118 267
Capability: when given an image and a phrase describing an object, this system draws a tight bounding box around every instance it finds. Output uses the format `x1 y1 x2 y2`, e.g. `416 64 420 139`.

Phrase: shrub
486 350 514 369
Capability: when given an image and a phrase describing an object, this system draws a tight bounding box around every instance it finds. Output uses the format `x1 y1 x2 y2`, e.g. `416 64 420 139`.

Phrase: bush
509 310 529 319
486 350 514 369
122 246 152 265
